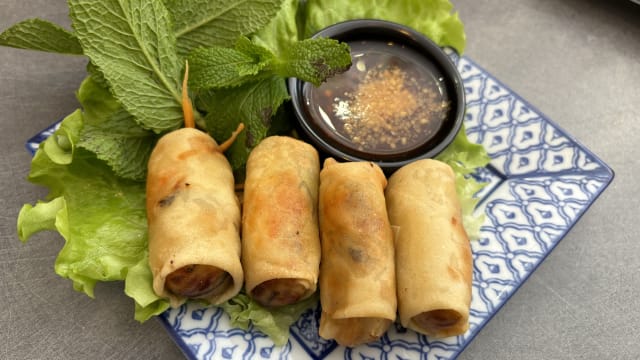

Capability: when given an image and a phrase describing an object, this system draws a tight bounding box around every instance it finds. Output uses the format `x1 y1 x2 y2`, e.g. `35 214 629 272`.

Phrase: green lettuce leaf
250 0 300 56
303 0 466 53
166 0 285 55
17 197 66 242
436 125 491 240
0 18 83 55
68 0 184 133
18 111 150 301
221 292 318 346
125 254 170 321
41 109 84 165
76 76 157 181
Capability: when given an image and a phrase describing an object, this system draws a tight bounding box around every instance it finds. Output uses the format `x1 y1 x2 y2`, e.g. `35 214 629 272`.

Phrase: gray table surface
1 0 638 359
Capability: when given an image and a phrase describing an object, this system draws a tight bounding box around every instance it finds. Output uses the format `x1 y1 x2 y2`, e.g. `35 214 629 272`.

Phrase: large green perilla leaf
68 0 184 133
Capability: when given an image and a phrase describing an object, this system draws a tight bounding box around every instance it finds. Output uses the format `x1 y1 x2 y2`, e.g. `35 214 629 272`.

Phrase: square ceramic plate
26 53 614 360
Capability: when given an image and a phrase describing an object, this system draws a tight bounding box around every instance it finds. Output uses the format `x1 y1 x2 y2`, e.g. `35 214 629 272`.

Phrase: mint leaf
0 18 83 55
76 76 156 181
69 0 184 133
188 37 274 90
275 37 351 86
79 116 155 182
166 0 285 55
303 0 466 54
198 75 289 179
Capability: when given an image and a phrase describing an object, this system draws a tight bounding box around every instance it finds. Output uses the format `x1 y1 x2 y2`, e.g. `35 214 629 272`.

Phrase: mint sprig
188 37 275 90
276 37 351 86
188 36 351 90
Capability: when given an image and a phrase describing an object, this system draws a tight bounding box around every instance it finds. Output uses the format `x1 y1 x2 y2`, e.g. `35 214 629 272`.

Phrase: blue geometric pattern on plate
25 53 614 360
26 122 60 155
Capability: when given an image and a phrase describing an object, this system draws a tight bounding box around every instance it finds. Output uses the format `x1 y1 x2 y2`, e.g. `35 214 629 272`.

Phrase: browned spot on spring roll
146 128 243 307
318 158 396 347
386 159 472 338
242 136 321 307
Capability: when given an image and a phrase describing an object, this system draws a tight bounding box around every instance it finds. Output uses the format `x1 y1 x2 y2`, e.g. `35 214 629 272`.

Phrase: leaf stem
182 61 195 128
218 123 245 153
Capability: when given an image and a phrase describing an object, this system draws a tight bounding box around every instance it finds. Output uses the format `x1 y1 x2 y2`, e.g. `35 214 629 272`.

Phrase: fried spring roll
385 159 472 338
241 136 321 307
146 128 243 307
318 158 397 347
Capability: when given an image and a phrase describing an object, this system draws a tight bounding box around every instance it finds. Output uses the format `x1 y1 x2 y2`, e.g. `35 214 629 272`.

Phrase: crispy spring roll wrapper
241 136 321 307
386 159 472 338
146 128 243 308
318 158 397 347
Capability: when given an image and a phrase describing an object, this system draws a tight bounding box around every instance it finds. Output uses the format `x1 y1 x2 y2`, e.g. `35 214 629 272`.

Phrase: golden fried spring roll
146 128 243 307
241 136 321 307
318 158 397 347
385 159 472 338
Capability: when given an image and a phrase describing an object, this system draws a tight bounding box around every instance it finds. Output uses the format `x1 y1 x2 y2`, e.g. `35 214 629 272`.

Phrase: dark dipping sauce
303 40 451 160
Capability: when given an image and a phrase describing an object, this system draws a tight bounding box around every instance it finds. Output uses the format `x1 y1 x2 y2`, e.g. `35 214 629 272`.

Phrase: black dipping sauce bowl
288 19 465 174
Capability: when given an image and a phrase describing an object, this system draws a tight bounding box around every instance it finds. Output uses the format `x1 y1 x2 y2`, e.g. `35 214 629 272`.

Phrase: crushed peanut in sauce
305 41 450 154
332 64 449 151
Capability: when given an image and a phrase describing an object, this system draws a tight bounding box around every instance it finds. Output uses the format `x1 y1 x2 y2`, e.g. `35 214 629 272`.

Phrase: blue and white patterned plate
26 54 613 360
